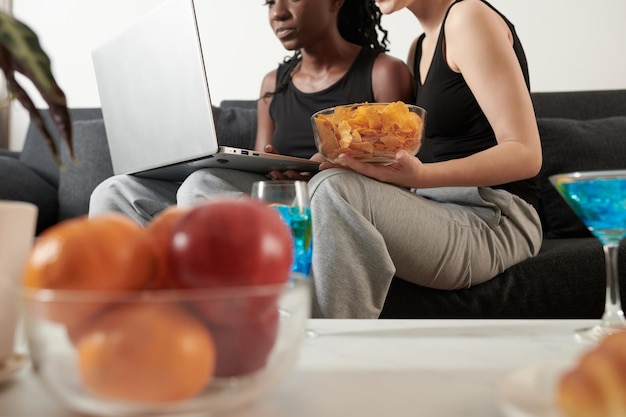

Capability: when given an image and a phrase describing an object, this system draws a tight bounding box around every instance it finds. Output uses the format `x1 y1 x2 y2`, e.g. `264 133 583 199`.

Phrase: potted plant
0 10 72 168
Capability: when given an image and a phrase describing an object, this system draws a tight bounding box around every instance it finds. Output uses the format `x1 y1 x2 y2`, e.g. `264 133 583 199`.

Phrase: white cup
0 201 37 363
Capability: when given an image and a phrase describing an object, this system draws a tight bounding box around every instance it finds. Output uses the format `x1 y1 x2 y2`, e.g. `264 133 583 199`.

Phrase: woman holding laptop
89 0 415 223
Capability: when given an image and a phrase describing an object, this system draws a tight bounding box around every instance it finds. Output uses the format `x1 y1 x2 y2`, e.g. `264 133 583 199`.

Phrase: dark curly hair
338 0 389 53
264 0 389 98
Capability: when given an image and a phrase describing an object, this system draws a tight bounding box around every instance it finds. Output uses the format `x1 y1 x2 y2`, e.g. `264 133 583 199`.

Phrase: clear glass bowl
311 102 427 165
22 274 310 417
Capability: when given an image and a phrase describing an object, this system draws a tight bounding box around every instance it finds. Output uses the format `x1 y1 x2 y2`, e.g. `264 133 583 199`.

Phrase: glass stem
600 242 626 328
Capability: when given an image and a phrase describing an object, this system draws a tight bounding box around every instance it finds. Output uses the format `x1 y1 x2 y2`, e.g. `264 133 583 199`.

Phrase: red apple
169 197 294 377
195 294 280 377
170 197 293 288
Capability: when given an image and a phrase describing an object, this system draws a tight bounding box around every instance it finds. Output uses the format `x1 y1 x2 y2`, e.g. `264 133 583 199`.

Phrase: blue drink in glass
252 180 317 337
551 170 626 343
555 178 626 242
273 205 313 276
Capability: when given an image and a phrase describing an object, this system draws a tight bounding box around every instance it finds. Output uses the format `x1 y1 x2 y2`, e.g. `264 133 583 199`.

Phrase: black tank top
414 0 539 208
269 47 379 158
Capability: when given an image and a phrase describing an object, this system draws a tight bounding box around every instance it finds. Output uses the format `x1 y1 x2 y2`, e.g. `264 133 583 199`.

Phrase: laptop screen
92 0 219 176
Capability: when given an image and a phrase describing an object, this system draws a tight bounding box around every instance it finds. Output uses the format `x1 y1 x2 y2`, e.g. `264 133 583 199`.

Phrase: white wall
9 0 626 150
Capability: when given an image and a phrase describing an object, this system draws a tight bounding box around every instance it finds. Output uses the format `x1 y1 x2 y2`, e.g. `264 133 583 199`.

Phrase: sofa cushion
20 108 105 189
58 119 113 221
532 90 626 120
19 115 62 188
212 105 257 150
381 238 624 319
537 116 626 238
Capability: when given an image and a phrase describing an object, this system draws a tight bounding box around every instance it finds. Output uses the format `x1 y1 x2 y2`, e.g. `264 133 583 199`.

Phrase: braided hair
265 0 389 98
338 0 389 53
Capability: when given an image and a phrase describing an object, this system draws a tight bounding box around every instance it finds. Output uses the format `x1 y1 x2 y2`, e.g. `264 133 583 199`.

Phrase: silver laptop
92 0 319 181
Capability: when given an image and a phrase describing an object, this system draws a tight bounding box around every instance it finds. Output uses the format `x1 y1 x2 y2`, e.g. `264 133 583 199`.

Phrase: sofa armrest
0 149 20 159
0 155 58 234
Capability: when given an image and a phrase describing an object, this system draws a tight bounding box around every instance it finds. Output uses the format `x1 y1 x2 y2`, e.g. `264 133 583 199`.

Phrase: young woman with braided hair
255 0 414 180
177 0 414 196
89 0 414 224
269 0 391 98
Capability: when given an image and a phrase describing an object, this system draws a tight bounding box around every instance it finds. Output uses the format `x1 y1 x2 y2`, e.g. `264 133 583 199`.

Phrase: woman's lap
308 168 542 318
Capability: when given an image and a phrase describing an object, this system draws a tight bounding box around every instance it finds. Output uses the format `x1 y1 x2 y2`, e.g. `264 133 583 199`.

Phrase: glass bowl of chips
311 102 426 165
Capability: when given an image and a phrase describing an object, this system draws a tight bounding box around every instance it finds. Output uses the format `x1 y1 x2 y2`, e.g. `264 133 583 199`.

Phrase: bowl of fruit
21 199 311 417
311 101 426 165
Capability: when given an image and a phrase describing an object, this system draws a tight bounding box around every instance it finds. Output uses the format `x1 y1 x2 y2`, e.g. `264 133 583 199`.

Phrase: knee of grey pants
88 169 268 226
177 168 268 206
88 174 180 226
307 169 398 319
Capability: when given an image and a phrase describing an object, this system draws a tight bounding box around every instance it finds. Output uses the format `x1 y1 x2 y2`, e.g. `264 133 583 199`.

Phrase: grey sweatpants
307 168 543 319
89 168 543 320
88 168 266 225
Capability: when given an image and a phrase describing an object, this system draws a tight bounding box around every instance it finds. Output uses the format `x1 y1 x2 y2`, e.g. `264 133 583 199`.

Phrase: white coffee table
0 319 594 417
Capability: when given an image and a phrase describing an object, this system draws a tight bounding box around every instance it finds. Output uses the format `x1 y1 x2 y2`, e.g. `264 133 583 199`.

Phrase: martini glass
550 170 626 343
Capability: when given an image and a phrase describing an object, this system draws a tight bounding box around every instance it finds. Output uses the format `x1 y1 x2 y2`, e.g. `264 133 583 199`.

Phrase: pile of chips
312 101 425 163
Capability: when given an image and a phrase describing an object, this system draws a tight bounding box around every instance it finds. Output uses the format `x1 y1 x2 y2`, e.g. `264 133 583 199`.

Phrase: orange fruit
76 302 215 403
22 214 158 329
144 206 190 289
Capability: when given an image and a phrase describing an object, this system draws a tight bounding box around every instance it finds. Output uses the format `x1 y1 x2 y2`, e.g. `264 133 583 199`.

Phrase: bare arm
323 1 541 190
432 0 542 186
255 70 277 153
371 53 415 103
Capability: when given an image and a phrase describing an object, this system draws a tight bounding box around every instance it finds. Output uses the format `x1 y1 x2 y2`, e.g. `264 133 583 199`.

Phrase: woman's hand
267 170 313 181
319 150 425 189
265 145 320 182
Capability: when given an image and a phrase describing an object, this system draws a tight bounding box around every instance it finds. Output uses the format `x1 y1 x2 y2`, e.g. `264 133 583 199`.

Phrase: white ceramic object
0 201 37 363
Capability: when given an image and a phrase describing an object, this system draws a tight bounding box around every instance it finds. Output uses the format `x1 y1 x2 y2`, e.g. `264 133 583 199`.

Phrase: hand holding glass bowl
311 101 427 165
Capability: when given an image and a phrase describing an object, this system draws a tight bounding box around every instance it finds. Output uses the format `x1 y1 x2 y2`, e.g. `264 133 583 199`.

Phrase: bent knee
89 176 134 216
309 169 363 201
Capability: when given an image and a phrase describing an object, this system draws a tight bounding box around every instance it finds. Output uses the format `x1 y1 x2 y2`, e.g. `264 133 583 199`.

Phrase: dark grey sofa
3 90 626 319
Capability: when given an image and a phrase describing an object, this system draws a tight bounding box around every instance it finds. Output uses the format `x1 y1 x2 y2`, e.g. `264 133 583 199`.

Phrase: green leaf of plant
0 11 73 166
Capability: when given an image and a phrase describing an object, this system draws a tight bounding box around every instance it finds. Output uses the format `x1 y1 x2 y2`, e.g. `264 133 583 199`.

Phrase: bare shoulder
445 0 509 36
444 0 512 70
447 0 495 18
259 68 278 98
372 53 414 103
372 53 412 77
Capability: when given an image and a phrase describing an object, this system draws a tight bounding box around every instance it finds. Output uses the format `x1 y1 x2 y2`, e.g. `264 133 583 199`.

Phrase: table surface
0 319 595 417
